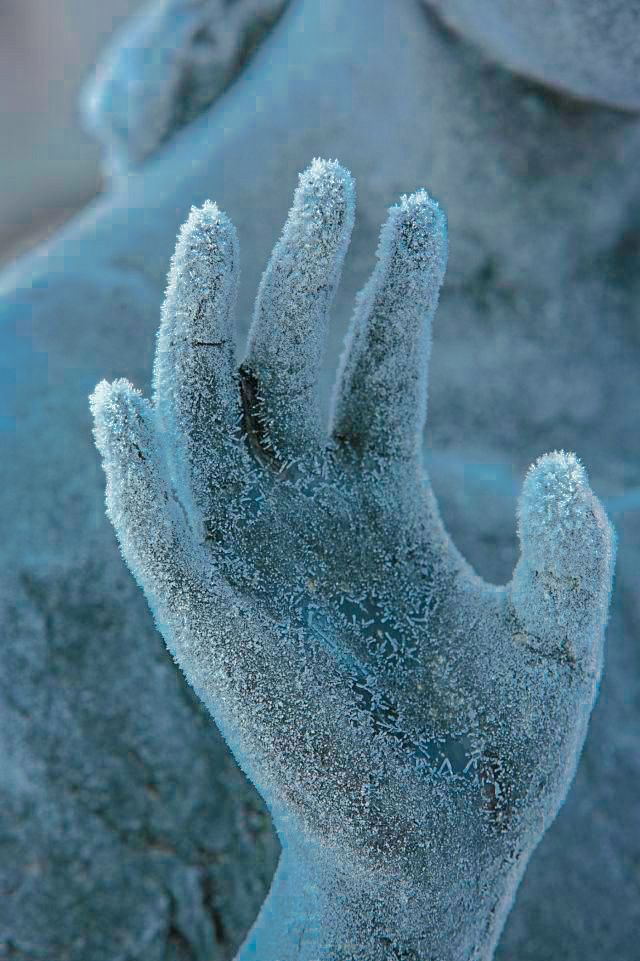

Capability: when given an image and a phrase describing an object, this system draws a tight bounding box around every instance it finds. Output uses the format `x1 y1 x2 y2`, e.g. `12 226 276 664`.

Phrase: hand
90 159 615 960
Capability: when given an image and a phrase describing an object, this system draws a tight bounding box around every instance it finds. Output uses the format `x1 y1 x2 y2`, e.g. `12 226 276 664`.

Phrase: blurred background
0 0 142 264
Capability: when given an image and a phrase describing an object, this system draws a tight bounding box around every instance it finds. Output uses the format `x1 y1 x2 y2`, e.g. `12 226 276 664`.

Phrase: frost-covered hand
90 160 615 961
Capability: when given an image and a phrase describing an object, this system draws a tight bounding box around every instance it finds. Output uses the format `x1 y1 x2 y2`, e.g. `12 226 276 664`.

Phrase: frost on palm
90 159 615 960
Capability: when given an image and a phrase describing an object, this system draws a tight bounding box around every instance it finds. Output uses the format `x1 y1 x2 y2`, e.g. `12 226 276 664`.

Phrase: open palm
90 160 614 960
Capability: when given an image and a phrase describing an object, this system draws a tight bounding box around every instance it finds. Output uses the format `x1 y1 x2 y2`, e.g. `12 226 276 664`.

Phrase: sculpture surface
1 0 638 957
90 160 614 960
83 0 289 176
423 0 640 110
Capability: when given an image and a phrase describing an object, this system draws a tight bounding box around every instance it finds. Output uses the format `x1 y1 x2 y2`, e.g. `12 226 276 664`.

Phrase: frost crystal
90 159 615 960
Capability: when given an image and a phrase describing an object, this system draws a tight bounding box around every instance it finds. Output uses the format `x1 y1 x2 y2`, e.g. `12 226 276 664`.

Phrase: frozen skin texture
82 0 288 177
91 159 615 961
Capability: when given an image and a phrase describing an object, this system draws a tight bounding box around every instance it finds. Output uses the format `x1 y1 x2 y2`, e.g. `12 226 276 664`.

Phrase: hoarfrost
91 159 615 960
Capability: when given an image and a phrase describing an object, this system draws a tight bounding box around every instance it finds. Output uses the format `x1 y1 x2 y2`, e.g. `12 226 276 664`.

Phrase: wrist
234 830 524 961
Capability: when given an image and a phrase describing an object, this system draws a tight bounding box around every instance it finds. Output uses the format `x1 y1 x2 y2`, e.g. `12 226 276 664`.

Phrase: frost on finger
510 450 615 670
89 378 203 622
87 159 619 960
331 189 447 461
244 158 356 459
81 0 289 176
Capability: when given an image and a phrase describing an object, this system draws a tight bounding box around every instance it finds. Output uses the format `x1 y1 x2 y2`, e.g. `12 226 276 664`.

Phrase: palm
91 160 614 943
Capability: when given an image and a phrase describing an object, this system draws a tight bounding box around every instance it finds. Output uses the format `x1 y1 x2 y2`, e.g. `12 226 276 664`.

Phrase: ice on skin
511 452 615 670
90 159 615 960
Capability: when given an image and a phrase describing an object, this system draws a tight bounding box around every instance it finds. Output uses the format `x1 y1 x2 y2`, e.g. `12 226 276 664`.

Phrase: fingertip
163 200 240 332
90 377 151 457
293 158 356 235
89 378 113 419
90 376 136 426
378 188 448 282
177 200 239 257
517 449 614 581
399 188 448 234
301 157 355 194
518 450 588 541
